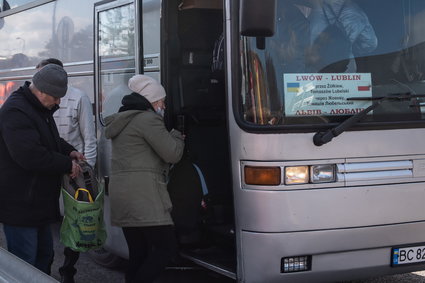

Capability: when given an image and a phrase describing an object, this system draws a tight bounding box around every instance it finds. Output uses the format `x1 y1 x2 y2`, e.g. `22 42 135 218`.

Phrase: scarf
118 92 155 112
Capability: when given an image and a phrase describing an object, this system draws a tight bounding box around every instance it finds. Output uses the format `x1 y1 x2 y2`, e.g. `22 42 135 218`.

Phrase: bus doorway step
179 246 236 280
166 255 203 271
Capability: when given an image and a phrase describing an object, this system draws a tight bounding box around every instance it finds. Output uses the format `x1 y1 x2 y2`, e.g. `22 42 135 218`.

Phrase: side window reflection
1 0 10 12
1 1 36 11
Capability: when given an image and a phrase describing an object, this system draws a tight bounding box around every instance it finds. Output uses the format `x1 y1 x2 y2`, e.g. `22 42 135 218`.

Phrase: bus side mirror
240 0 276 37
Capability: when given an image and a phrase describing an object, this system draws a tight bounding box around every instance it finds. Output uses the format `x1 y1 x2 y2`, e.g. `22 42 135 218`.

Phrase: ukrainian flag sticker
287 82 300 93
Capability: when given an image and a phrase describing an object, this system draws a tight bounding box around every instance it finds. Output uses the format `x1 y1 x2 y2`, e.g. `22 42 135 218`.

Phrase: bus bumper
240 221 425 283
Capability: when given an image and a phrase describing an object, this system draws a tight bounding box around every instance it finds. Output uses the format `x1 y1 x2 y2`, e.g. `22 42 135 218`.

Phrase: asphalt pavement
1 223 425 283
0 223 234 283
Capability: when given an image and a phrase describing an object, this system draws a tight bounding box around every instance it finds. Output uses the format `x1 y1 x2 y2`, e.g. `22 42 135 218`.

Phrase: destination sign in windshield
283 73 372 117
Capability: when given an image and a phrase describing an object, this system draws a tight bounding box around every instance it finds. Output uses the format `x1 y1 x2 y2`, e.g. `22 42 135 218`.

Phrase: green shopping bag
60 186 107 252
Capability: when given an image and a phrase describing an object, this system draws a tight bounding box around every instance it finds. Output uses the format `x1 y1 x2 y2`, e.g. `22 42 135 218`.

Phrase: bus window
240 0 425 127
2 1 32 10
0 0 95 70
0 83 5 106
0 0 10 12
0 81 18 107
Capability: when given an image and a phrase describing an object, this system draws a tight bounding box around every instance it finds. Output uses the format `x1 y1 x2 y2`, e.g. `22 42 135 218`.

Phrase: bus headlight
310 164 336 183
284 166 309 184
285 164 336 185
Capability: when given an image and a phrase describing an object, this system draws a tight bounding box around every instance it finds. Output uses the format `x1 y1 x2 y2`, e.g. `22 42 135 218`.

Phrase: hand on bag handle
69 150 86 162
70 160 82 179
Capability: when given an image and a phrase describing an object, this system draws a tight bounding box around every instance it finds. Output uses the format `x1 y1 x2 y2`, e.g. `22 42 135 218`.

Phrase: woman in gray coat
105 75 185 283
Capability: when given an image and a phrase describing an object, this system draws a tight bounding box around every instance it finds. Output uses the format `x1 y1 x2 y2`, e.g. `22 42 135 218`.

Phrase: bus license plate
392 245 425 266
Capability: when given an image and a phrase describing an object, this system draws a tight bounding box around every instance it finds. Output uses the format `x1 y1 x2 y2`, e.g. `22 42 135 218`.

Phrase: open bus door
161 0 235 279
92 0 141 265
93 0 236 279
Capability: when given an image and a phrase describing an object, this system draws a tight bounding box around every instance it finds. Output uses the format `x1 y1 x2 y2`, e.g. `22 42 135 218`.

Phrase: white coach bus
1 0 425 282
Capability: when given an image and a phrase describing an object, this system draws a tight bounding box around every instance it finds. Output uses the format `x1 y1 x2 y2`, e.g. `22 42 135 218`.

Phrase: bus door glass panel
96 1 136 123
141 0 160 58
240 0 425 127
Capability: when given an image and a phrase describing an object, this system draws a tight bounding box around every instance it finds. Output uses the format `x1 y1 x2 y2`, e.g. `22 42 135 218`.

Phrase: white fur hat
128 74 166 103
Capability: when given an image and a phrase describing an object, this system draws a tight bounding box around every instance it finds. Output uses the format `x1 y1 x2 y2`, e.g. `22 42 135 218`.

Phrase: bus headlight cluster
285 164 336 185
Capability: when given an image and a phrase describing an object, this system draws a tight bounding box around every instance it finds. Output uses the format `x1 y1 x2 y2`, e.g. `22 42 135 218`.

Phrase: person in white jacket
53 86 97 167
36 58 97 283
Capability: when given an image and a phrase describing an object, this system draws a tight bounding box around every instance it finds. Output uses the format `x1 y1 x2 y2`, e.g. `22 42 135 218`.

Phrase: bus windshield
240 0 425 127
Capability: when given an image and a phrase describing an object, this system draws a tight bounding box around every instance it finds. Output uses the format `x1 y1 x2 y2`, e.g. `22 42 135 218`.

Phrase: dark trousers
3 224 54 274
122 225 177 283
59 247 80 277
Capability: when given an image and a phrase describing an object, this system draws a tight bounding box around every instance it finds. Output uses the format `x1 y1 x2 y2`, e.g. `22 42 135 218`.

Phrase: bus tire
88 248 126 268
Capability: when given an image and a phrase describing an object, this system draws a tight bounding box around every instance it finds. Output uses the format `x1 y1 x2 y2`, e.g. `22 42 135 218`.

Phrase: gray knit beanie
128 75 166 103
32 64 68 98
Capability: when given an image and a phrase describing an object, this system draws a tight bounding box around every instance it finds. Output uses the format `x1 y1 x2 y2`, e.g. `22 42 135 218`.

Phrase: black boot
59 247 79 283
59 273 76 283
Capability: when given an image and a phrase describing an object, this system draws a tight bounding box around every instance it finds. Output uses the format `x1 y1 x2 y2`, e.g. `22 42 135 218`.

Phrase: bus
1 0 425 282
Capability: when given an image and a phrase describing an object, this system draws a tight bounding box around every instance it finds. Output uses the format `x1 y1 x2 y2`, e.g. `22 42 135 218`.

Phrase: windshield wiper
313 92 425 146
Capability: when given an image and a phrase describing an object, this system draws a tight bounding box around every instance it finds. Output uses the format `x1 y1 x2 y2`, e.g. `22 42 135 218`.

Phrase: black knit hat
32 64 68 98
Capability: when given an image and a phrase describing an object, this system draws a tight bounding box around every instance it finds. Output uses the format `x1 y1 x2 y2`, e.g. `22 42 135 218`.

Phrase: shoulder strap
70 178 80 191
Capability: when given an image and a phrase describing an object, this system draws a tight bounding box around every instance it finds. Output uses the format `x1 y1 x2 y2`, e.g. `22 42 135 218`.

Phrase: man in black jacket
0 64 83 274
